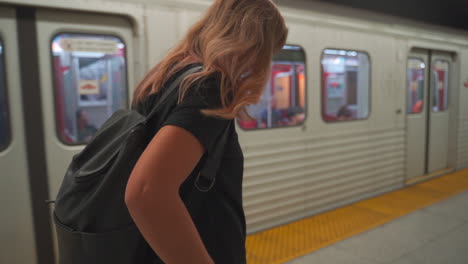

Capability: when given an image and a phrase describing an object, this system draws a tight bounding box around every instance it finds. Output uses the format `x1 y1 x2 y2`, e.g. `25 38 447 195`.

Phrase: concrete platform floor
286 191 468 264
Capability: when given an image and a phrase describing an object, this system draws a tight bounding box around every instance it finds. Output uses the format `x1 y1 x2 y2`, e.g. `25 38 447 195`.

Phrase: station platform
246 169 468 264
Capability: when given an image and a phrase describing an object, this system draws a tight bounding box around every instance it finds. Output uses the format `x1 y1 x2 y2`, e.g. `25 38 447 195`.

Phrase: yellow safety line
246 169 468 264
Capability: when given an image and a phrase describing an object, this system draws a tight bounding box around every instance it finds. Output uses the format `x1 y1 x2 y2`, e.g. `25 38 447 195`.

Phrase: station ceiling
316 0 468 31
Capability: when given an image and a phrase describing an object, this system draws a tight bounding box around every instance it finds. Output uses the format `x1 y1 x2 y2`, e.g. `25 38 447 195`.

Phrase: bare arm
125 125 214 264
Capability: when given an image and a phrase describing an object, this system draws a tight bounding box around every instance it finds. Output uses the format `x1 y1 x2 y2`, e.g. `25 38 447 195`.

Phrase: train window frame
0 36 12 152
237 44 308 131
320 48 372 123
406 57 426 115
50 32 129 146
431 59 450 113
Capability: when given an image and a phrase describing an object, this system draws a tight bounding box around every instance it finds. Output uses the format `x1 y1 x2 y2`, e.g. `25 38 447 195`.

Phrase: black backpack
53 65 231 264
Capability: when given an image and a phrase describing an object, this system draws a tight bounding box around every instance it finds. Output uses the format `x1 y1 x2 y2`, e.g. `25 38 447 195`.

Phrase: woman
125 0 288 263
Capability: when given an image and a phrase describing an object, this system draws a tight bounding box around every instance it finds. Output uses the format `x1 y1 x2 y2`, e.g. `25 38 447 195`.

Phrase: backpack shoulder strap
195 120 233 192
145 65 203 122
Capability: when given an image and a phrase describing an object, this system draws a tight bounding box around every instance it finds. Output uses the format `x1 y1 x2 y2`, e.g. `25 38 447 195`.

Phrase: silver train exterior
0 0 467 263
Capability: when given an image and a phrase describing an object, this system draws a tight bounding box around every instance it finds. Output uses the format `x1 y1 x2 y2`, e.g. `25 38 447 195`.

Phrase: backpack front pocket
54 213 157 264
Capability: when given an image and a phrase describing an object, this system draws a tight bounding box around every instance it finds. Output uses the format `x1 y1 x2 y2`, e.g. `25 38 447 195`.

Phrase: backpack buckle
194 173 216 192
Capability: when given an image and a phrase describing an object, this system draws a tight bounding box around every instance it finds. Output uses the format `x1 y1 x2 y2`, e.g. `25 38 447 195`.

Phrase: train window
407 59 425 114
321 49 370 122
0 39 11 151
238 45 306 130
51 33 128 145
431 60 449 112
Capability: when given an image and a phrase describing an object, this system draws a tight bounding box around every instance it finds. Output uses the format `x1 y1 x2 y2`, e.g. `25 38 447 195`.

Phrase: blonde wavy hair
132 0 288 119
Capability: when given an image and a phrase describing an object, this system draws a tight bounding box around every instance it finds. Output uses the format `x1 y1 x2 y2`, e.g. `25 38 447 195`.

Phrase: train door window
0 39 11 151
407 59 425 114
51 33 128 144
238 45 306 130
431 60 449 112
321 49 370 122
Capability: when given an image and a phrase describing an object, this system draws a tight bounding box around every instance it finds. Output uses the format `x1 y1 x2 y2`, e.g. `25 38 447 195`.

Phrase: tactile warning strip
245 169 468 264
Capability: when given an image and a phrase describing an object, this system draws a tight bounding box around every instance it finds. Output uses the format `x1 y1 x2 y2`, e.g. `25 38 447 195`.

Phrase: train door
30 8 134 263
406 49 454 181
427 52 452 173
0 6 38 264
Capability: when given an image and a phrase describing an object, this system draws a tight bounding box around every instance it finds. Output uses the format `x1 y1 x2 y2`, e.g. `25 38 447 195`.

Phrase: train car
0 0 467 263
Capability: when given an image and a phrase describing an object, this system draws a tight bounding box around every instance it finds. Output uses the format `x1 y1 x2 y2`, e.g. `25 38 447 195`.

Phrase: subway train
0 0 467 263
